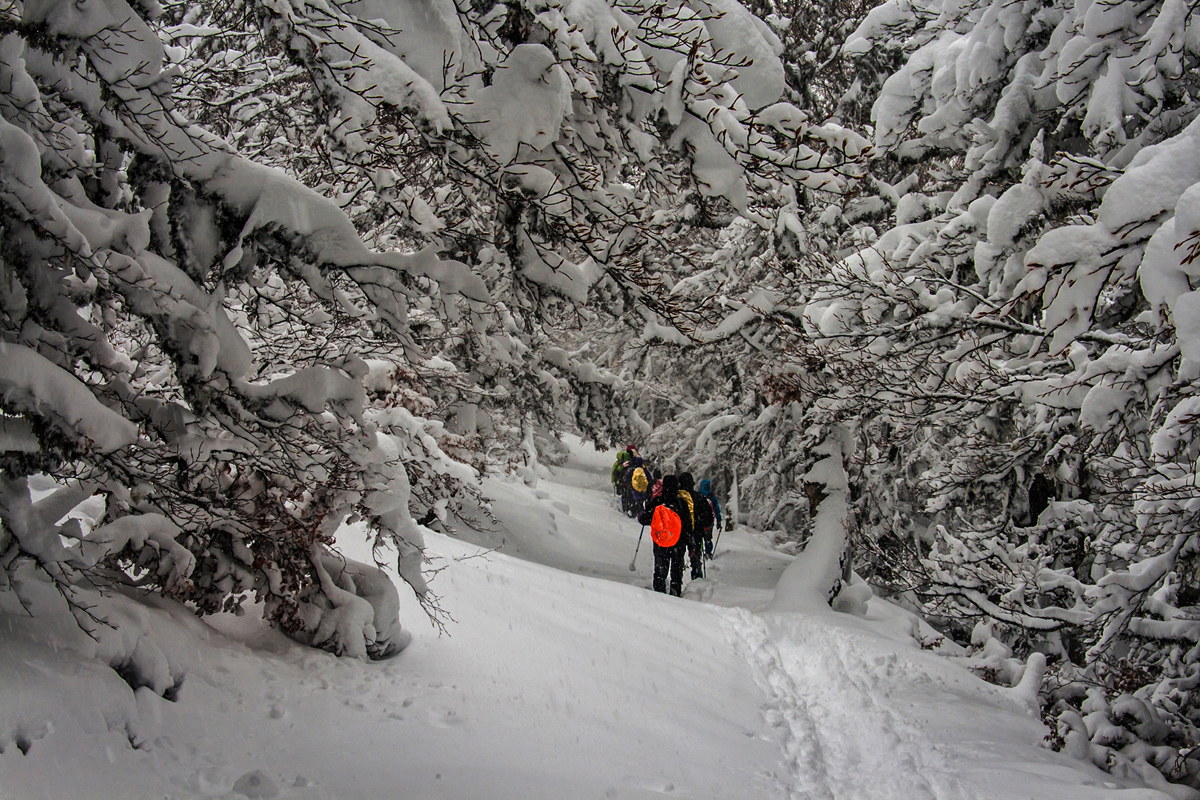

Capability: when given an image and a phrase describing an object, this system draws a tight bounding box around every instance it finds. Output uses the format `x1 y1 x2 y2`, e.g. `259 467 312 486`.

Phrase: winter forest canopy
2 0 1200 791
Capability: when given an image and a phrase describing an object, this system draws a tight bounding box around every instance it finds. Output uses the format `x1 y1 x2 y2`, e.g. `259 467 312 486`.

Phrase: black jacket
638 476 693 544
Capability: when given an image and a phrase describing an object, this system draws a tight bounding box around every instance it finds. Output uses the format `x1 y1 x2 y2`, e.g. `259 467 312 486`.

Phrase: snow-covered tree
0 0 530 656
0 0 869 661
742 0 1200 786
618 0 1200 786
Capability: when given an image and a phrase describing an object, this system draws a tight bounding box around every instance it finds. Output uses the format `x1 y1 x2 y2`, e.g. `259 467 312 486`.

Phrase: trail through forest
0 441 1175 799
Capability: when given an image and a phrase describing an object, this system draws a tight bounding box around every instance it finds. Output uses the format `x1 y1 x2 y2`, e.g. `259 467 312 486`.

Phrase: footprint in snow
232 769 280 798
426 709 466 728
631 779 678 794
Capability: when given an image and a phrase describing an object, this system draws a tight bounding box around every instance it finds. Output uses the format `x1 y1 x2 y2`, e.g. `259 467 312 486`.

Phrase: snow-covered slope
455 438 794 610
0 441 1180 799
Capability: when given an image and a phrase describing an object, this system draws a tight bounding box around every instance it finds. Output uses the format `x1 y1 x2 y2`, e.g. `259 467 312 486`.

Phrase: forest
1 0 1199 792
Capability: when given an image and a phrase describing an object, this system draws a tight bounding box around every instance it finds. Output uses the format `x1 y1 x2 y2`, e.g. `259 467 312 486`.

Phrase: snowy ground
0 439 1178 799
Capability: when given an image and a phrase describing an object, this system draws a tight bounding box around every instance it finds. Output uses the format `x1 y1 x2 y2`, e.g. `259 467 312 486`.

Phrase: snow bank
1 453 1182 800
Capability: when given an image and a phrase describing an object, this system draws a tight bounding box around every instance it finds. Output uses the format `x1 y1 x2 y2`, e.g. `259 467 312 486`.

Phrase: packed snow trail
0 439 1182 799
459 443 795 609
1 508 789 799
451 442 1175 800
729 609 954 800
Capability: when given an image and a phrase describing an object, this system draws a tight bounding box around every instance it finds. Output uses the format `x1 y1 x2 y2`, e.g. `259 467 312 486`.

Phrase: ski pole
712 520 724 557
629 526 645 571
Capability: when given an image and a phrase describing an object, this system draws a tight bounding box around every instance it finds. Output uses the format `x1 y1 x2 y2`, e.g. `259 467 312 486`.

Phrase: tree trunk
767 426 852 612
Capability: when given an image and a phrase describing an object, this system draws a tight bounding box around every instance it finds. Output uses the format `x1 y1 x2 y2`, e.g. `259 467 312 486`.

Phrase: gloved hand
637 510 651 526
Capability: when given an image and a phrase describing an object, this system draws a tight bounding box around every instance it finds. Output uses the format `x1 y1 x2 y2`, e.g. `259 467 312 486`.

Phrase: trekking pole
629 526 645 571
712 520 724 557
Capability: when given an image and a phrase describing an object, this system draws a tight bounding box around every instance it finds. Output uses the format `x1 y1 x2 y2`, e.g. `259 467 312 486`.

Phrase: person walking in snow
611 449 631 498
678 473 706 579
638 474 691 596
697 478 721 559
625 456 650 518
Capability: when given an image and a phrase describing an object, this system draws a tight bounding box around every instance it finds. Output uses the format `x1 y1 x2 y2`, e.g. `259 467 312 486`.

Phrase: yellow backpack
631 467 648 493
678 490 695 527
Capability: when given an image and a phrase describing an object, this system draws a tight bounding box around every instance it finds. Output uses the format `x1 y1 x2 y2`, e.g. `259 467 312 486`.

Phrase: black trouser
653 542 685 596
622 486 636 515
630 493 646 519
686 532 704 579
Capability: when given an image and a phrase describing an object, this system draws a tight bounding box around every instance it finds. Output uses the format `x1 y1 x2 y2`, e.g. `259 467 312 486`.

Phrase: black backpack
695 492 714 531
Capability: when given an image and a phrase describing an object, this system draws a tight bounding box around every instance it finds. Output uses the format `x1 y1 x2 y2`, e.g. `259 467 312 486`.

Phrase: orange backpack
650 504 682 547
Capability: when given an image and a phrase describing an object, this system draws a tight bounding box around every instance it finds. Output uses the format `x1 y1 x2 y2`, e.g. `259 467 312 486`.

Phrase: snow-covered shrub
0 0 509 657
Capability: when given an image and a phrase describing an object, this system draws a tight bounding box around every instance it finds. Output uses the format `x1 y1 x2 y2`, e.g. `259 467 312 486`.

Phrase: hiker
638 474 691 596
626 456 650 518
611 450 631 498
678 472 705 579
649 472 663 507
697 479 722 558
689 476 715 564
615 446 641 512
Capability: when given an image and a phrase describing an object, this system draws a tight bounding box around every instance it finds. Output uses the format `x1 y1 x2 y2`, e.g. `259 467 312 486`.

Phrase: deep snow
0 439 1179 799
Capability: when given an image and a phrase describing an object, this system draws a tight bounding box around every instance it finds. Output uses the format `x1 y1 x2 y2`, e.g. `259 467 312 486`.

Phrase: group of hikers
611 446 724 597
